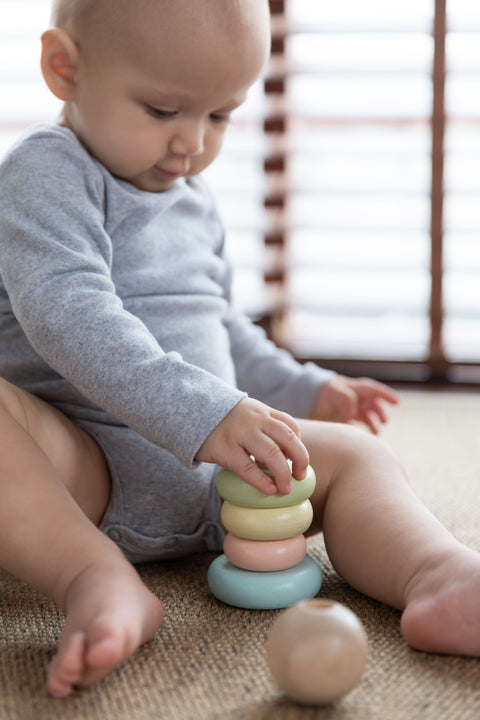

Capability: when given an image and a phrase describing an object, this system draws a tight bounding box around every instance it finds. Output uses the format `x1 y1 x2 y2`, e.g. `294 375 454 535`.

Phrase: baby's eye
147 106 177 120
210 112 231 124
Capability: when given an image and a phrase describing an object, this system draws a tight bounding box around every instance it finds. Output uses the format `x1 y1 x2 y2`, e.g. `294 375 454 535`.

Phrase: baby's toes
47 632 86 697
78 619 135 688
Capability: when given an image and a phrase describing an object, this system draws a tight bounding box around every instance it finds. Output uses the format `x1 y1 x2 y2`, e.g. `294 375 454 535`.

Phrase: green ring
215 464 316 508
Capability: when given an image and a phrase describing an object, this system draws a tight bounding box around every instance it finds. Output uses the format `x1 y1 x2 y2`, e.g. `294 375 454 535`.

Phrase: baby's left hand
308 375 400 434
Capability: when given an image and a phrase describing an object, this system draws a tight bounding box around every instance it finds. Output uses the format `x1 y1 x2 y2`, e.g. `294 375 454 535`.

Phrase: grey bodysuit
0 125 333 562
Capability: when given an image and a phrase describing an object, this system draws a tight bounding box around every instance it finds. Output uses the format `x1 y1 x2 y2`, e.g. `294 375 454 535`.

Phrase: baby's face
62 1 270 192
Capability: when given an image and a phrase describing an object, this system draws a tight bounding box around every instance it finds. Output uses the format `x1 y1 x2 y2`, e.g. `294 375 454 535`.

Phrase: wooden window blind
1 0 479 383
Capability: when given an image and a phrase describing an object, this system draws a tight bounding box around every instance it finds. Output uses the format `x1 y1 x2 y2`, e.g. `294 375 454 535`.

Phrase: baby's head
42 0 270 192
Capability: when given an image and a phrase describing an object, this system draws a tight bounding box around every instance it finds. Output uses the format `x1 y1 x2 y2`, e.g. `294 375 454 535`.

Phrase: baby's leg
0 379 163 696
299 420 480 656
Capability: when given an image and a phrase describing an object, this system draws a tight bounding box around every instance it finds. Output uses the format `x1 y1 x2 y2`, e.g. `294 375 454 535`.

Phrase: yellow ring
220 500 313 541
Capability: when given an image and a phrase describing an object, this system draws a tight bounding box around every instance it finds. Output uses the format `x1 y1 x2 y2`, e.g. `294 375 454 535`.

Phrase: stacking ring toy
223 533 307 572
221 500 313 541
207 554 323 609
215 465 316 509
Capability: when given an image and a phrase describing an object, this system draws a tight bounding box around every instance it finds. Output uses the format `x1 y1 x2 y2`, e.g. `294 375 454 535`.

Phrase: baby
0 0 479 699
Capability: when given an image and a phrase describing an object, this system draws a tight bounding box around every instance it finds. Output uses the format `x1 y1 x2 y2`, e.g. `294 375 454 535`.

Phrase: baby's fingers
226 451 279 495
359 398 390 433
230 420 308 495
360 379 400 405
270 408 303 438
363 409 382 435
262 415 310 490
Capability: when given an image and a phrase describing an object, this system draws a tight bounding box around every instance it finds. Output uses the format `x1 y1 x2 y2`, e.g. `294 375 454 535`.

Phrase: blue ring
208 554 323 610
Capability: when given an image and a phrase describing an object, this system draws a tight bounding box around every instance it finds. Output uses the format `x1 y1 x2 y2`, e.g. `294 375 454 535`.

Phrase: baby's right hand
195 397 309 495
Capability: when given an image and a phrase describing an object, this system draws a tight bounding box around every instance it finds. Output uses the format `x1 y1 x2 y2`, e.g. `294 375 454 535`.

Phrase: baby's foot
47 561 164 697
401 547 480 656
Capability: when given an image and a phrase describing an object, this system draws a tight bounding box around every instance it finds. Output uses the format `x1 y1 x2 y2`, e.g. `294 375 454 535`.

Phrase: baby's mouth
154 164 188 179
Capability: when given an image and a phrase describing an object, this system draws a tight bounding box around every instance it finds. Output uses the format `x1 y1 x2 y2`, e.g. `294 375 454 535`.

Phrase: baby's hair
49 0 270 61
50 0 269 32
49 0 129 53
50 0 96 29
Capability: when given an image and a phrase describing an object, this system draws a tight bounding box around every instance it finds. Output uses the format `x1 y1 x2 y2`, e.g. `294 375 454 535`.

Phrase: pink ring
223 533 307 572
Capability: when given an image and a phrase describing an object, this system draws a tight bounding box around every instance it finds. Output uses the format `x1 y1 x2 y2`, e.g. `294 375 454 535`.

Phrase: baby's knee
340 424 406 485
301 419 404 480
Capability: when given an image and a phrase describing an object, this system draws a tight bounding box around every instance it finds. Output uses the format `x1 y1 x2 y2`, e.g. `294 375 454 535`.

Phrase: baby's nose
169 120 204 156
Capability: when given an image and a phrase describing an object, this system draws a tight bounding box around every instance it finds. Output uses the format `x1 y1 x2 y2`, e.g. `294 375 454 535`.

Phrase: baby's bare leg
299 420 480 656
0 379 163 696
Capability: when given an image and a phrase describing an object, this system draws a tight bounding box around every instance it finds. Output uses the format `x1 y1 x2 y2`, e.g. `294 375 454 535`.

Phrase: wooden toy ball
265 599 368 705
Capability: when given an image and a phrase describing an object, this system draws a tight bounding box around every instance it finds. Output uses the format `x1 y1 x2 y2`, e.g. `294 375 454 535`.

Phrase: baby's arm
0 132 245 467
196 397 309 494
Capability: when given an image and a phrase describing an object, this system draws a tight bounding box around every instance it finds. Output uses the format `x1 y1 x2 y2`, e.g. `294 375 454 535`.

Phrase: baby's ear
40 28 80 100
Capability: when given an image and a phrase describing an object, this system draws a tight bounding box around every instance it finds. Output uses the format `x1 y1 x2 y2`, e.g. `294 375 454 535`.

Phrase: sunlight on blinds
280 0 435 362
203 87 269 318
0 2 60 141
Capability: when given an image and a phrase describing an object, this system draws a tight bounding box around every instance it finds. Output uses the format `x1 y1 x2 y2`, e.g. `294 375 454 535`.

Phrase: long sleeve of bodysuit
0 127 247 467
226 305 334 418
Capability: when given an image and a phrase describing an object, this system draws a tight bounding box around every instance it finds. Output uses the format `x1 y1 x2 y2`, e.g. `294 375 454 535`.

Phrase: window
1 0 479 382
251 0 480 382
0 2 59 154
273 0 435 376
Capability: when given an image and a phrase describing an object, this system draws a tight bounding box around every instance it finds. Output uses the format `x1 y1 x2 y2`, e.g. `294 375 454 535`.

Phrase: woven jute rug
1 390 480 720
